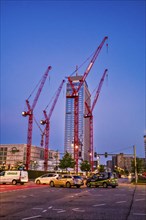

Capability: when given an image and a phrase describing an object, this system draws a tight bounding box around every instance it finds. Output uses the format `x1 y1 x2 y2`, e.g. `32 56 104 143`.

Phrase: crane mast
67 37 108 173
85 69 108 171
40 80 65 171
22 66 52 170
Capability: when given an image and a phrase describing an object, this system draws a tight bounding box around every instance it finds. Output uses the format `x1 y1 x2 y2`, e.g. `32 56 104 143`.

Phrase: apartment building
112 153 133 172
0 144 60 171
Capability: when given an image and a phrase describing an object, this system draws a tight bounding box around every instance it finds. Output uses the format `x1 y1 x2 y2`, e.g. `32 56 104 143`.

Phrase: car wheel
12 180 17 185
36 180 41 184
87 182 91 187
112 186 116 188
66 182 71 188
50 181 55 187
103 182 108 188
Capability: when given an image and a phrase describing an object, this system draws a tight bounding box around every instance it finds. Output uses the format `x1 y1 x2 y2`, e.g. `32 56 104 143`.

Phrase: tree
131 158 146 174
98 164 105 172
80 160 91 173
59 151 75 171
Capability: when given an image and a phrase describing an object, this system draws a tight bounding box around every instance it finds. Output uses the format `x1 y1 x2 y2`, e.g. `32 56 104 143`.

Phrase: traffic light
94 152 97 158
105 152 108 158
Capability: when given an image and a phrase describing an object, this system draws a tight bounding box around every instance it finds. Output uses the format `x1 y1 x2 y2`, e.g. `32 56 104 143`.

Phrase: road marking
115 194 126 196
48 206 53 209
93 204 106 207
42 210 47 213
53 208 64 211
32 208 43 210
72 208 85 212
57 210 66 213
22 215 42 220
133 213 146 216
116 201 127 204
18 195 27 198
94 194 102 196
135 198 145 201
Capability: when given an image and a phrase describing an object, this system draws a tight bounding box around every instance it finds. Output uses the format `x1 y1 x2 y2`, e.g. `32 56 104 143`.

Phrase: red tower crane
84 69 108 171
22 66 52 170
40 79 65 171
66 36 108 173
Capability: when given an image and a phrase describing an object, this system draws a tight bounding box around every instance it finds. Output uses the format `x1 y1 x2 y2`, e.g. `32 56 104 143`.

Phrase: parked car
86 172 118 188
50 174 84 188
72 175 84 188
0 170 28 185
35 173 59 184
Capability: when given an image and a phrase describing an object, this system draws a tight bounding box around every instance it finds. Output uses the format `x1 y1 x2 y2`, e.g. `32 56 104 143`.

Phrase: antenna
76 65 78 76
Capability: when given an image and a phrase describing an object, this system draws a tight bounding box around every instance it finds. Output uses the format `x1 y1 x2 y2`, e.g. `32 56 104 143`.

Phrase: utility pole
133 145 138 184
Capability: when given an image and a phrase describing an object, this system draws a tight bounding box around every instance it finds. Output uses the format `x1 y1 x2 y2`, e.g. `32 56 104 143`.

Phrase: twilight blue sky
1 0 146 163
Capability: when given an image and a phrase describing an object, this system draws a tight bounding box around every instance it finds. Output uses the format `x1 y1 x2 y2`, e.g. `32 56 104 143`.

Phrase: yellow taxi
50 174 84 188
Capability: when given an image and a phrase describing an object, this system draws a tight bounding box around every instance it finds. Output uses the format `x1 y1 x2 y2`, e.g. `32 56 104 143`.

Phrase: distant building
112 153 133 172
0 144 60 171
64 75 91 162
106 160 112 171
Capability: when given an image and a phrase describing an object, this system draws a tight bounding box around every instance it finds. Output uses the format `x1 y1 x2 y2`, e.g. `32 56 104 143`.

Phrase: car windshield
62 175 72 178
73 176 82 179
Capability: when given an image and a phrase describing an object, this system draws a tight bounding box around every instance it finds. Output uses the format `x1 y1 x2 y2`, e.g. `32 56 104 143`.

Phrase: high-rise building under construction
64 75 91 162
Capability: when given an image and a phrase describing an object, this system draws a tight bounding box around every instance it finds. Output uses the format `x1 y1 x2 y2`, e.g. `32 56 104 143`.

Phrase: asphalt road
0 182 146 220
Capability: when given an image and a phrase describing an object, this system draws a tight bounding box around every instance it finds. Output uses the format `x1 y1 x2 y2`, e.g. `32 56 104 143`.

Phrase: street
0 182 146 220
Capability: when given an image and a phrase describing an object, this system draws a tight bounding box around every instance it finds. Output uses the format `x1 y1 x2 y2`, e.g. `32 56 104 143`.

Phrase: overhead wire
108 146 133 154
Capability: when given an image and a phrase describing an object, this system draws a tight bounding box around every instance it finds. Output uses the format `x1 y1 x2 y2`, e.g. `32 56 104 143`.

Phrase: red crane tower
84 69 108 171
22 66 52 170
66 36 108 173
40 80 65 171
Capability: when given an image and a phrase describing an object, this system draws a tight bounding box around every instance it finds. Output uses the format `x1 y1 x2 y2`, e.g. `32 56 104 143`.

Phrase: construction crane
34 117 45 147
84 69 108 171
22 66 52 170
66 36 108 173
40 79 65 171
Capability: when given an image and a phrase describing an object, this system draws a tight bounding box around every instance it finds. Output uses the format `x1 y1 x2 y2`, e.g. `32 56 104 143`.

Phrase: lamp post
133 145 138 184
2 162 5 171
144 134 146 162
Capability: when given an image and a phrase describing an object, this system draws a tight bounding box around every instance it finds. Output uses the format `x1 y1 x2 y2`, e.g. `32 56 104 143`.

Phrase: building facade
64 75 91 162
0 144 60 171
112 153 134 172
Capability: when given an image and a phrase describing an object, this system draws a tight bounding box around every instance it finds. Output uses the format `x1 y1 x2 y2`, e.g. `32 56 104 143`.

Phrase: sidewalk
127 184 146 220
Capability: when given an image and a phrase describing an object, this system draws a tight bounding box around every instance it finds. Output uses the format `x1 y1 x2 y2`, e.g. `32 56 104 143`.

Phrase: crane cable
34 116 43 134
69 50 95 77
44 88 58 111
85 72 108 104
27 78 42 101
27 74 51 101
69 41 108 77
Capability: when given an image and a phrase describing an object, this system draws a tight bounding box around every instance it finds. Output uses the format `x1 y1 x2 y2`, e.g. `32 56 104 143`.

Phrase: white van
0 170 28 185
